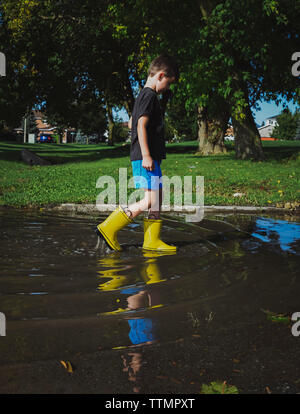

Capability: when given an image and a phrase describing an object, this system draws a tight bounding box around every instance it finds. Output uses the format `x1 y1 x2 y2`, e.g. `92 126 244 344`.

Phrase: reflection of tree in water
210 215 300 255
288 238 300 255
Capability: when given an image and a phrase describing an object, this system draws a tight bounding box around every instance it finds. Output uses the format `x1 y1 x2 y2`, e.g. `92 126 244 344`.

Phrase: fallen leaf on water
60 360 73 373
261 308 290 324
201 380 238 394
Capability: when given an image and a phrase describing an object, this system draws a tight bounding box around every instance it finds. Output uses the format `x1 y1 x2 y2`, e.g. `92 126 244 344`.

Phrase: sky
115 98 299 127
252 99 299 126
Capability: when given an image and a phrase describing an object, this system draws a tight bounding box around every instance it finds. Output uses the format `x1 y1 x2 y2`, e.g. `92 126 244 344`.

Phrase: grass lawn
0 140 299 208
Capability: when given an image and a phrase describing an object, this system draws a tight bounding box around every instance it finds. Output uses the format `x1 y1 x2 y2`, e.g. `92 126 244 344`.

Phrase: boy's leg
142 187 176 252
147 187 163 219
125 188 161 219
126 160 163 219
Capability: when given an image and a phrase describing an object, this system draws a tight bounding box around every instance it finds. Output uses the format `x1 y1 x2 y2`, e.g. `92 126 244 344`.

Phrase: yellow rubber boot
141 250 176 284
97 254 128 291
95 205 133 251
141 255 165 284
142 218 177 252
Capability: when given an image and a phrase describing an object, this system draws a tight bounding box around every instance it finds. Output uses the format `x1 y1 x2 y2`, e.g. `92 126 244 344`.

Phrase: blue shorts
131 159 162 190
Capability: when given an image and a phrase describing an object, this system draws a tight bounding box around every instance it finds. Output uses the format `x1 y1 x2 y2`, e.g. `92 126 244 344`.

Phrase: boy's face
155 71 176 94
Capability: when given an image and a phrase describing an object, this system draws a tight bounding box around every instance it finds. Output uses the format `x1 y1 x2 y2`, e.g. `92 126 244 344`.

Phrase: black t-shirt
130 87 166 161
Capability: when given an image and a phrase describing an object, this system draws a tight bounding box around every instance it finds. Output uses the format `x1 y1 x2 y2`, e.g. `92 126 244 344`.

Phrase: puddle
0 209 299 394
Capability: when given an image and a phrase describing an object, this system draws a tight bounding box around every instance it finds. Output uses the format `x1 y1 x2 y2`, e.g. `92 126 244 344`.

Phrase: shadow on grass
0 140 299 165
262 145 300 161
0 142 130 164
0 142 200 165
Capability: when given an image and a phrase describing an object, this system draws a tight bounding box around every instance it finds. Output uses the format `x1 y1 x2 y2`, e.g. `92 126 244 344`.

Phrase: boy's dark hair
148 54 179 82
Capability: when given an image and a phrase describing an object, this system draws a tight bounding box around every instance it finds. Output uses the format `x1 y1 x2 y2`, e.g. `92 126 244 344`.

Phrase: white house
258 115 279 138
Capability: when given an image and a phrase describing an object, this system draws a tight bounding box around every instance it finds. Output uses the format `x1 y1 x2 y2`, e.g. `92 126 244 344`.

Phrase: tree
0 4 37 132
0 0 140 142
194 0 300 160
166 97 198 141
1 0 299 160
272 108 300 140
295 118 300 141
147 0 299 158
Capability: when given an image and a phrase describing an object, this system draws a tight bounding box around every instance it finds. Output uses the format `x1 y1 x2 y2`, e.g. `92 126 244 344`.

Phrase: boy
96 54 179 252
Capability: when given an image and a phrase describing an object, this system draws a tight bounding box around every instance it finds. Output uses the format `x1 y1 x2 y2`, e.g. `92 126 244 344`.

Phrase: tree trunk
123 101 132 118
160 90 172 118
198 0 214 18
197 105 229 155
106 101 114 146
123 72 135 116
231 80 265 161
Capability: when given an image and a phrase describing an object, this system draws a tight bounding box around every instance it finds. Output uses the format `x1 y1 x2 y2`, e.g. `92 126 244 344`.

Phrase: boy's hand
142 155 154 171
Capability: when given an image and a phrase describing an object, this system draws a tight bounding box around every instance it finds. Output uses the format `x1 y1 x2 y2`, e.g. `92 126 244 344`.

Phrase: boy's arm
137 116 154 171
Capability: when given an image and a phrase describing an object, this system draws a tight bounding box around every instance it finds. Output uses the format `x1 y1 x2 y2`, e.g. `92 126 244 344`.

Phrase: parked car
37 134 56 143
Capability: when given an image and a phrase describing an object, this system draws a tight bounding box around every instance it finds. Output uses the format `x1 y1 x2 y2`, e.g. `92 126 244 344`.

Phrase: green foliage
112 122 129 143
165 95 198 141
1 0 300 157
164 116 178 142
272 108 300 140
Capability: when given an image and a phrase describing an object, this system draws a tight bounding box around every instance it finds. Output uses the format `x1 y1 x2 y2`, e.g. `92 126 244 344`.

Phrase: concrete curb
42 203 300 216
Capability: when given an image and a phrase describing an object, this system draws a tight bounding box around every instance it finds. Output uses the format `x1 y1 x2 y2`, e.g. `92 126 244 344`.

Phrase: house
224 125 234 140
224 118 278 142
33 110 57 139
15 110 76 143
258 115 279 138
33 111 77 143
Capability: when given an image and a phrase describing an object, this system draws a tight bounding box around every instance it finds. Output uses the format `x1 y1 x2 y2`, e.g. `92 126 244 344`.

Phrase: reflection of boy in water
121 352 142 393
121 286 158 393
121 286 158 346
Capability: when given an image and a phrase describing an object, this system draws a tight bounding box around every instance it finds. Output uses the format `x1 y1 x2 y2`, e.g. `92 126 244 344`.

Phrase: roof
265 114 280 120
258 124 273 130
